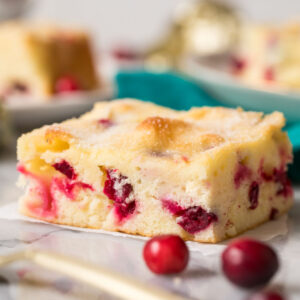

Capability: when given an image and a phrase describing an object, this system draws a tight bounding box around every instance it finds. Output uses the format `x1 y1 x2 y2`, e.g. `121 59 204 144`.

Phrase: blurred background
25 0 300 51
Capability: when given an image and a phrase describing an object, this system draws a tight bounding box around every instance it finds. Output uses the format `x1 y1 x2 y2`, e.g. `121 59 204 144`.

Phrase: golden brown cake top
18 99 286 163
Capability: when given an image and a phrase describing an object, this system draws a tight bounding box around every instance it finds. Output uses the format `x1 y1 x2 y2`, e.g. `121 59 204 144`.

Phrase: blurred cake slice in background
0 22 100 101
231 22 300 90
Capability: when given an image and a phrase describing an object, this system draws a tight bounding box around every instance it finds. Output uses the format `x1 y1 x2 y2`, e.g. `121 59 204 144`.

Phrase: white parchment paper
0 202 288 255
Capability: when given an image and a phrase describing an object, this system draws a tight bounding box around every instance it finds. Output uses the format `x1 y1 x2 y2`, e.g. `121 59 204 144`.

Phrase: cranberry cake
0 22 99 100
232 22 300 90
17 99 293 243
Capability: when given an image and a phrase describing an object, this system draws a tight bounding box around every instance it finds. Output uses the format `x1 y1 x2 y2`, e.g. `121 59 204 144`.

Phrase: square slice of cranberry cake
17 99 293 243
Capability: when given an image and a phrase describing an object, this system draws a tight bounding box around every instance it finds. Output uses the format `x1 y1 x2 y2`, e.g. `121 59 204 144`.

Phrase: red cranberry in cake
222 238 279 288
247 291 284 300
16 99 294 243
234 163 252 188
273 168 292 197
162 200 218 234
260 164 293 198
103 169 136 222
249 181 259 209
177 206 218 234
55 75 80 94
51 177 93 201
53 160 77 180
17 164 57 219
162 199 183 215
143 235 189 274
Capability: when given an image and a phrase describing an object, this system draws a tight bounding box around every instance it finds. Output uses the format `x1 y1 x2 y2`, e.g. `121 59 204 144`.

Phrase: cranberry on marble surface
222 238 279 288
55 75 80 93
143 235 189 274
53 160 77 180
247 291 284 300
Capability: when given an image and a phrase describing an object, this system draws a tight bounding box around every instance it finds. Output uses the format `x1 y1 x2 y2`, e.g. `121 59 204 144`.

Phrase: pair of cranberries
143 236 281 297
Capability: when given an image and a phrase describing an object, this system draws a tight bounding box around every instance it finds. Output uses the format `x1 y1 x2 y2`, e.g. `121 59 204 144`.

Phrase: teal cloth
116 70 300 182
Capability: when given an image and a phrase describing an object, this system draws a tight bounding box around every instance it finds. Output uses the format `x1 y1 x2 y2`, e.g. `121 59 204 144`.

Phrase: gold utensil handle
0 250 187 300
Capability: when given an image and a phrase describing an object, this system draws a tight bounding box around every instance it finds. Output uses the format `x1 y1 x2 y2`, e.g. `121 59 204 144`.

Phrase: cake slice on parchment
17 99 293 243
0 22 99 100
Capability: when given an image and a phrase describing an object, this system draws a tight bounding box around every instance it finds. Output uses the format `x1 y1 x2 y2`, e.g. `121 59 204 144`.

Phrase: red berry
222 238 279 288
247 291 284 300
143 235 189 274
55 75 80 93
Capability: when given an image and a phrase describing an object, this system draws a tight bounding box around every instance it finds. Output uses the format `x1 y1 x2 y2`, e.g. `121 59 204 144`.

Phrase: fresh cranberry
249 181 259 209
55 75 80 93
222 238 279 288
162 200 218 234
103 169 136 222
247 291 284 300
53 160 77 180
143 235 189 274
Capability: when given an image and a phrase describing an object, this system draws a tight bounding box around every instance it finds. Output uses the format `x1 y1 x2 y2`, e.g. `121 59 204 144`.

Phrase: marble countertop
0 153 300 300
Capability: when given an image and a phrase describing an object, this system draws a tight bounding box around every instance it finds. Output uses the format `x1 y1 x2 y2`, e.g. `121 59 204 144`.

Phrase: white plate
4 86 113 129
181 57 300 123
